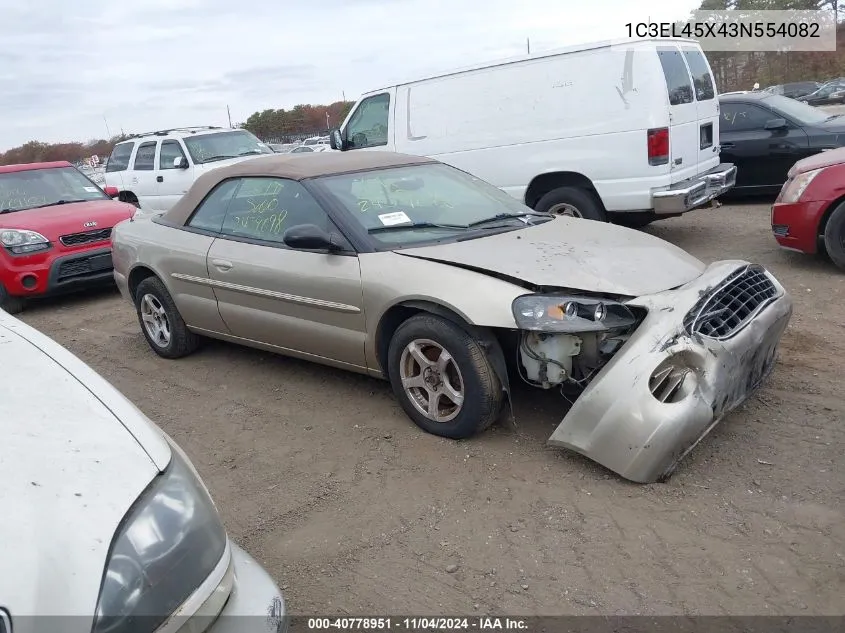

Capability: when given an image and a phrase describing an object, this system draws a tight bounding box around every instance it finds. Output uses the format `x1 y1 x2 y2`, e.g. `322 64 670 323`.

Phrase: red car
0 161 136 313
771 146 845 270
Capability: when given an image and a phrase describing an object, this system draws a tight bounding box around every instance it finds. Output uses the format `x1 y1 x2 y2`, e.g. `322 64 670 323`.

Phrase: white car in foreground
0 309 286 633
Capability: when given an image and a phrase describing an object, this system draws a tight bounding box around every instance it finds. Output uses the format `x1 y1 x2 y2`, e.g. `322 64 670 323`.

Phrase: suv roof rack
125 126 225 140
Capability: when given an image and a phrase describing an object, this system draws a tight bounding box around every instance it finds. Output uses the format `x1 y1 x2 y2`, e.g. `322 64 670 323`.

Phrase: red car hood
0 199 135 241
788 146 845 176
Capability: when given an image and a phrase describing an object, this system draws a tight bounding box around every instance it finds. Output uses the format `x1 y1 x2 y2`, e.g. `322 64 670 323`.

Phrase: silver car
112 152 793 483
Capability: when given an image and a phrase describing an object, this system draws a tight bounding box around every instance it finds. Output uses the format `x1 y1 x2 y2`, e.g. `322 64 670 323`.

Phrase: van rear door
656 45 698 184
681 46 720 174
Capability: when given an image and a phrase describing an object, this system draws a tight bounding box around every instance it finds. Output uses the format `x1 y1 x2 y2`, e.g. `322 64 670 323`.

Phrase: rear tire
534 187 606 221
387 314 503 439
0 285 24 314
823 200 845 270
134 277 199 358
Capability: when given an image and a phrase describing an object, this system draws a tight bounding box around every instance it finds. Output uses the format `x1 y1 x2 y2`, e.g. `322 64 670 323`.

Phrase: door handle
211 259 233 271
156 176 163 182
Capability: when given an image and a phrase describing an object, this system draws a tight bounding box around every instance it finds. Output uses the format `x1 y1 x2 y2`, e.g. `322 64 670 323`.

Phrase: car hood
396 217 706 297
0 199 136 241
0 311 170 624
789 145 845 175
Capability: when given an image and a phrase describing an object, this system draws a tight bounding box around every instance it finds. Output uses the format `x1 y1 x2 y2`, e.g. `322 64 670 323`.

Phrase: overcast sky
0 0 700 150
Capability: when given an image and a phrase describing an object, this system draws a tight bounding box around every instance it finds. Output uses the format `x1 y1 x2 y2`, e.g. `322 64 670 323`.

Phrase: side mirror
282 224 343 251
329 128 346 151
764 118 788 130
173 156 189 169
104 186 119 198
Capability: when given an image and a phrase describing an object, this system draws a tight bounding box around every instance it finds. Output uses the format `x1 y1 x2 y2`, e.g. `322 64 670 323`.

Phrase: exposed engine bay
517 327 633 391
510 294 641 392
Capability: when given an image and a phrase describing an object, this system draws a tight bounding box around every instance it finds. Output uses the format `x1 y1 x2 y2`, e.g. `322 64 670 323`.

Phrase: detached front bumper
547 260 792 484
652 163 737 214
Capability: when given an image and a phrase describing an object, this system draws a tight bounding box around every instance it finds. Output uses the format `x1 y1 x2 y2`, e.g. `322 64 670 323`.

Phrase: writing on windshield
183 131 274 164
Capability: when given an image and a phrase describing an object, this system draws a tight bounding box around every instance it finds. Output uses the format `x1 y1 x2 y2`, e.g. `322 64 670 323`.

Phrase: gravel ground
18 200 845 616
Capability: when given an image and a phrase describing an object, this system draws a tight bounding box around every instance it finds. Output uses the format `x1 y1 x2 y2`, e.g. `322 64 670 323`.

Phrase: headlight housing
0 228 50 254
93 448 227 633
780 168 823 203
512 294 638 332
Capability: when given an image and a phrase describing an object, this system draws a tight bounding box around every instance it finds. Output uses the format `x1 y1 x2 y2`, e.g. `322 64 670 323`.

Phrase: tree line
1 0 841 166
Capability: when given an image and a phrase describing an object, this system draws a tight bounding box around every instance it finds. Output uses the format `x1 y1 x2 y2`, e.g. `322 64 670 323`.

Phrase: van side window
657 47 694 106
719 103 773 132
345 93 390 149
133 142 157 171
682 49 715 101
106 142 134 173
159 140 187 170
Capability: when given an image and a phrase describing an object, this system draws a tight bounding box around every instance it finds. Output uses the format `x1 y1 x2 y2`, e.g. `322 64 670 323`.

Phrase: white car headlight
93 448 227 633
780 168 823 203
512 295 639 332
0 229 50 254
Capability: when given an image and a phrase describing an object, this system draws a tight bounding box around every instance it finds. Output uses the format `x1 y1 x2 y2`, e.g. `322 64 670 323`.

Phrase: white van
330 38 736 226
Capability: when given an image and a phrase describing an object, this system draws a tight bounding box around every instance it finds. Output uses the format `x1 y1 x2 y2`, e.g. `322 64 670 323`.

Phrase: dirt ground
19 201 844 616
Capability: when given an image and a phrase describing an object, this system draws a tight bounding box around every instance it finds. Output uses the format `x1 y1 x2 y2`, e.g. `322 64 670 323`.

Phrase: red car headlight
780 168 824 203
0 229 51 254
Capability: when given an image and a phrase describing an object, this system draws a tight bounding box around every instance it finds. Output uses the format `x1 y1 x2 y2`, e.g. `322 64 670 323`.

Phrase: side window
186 179 239 233
159 140 187 170
106 142 134 173
682 49 715 101
133 142 156 171
657 47 694 105
720 103 774 132
345 93 390 149
220 177 333 245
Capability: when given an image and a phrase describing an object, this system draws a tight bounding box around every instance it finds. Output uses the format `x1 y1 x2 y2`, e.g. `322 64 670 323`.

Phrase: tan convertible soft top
162 151 438 226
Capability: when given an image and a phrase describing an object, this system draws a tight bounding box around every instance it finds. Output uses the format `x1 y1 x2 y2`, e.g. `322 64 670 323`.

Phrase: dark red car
771 147 845 270
0 161 136 313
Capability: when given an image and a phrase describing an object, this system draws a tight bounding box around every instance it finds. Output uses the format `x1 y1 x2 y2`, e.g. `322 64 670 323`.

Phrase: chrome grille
60 227 112 246
772 224 789 237
684 265 778 340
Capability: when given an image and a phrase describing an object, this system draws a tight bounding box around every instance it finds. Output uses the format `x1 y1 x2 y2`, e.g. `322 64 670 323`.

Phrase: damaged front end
513 261 793 484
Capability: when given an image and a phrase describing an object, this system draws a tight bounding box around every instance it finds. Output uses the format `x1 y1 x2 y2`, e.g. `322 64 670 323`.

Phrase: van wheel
535 187 606 221
387 314 503 439
822 200 845 270
0 285 24 314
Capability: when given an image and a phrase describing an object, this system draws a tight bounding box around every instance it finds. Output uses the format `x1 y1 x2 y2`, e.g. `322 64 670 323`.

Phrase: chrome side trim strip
171 273 361 314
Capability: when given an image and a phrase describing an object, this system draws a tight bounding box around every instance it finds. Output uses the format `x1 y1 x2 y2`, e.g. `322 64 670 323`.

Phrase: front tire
134 277 199 358
534 187 606 221
387 314 503 439
823 200 845 271
0 285 24 314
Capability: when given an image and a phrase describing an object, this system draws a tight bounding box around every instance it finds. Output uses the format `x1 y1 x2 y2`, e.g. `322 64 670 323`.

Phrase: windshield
315 163 542 248
0 166 108 213
183 130 273 164
764 94 830 124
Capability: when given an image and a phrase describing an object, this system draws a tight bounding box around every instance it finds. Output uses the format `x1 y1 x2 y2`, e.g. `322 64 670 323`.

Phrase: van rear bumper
651 163 736 214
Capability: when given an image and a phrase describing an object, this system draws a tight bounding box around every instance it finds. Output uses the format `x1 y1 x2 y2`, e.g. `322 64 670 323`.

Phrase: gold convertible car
112 152 793 483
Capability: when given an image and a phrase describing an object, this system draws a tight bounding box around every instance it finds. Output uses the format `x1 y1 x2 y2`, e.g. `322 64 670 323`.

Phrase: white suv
103 126 274 213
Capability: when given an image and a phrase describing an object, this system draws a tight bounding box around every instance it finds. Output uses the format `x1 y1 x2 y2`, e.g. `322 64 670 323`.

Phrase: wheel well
127 266 158 300
818 194 845 236
524 172 601 209
118 191 139 204
374 301 474 374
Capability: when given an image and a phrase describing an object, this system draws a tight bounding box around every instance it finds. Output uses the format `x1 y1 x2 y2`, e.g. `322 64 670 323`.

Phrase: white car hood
398 216 706 297
0 312 170 625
